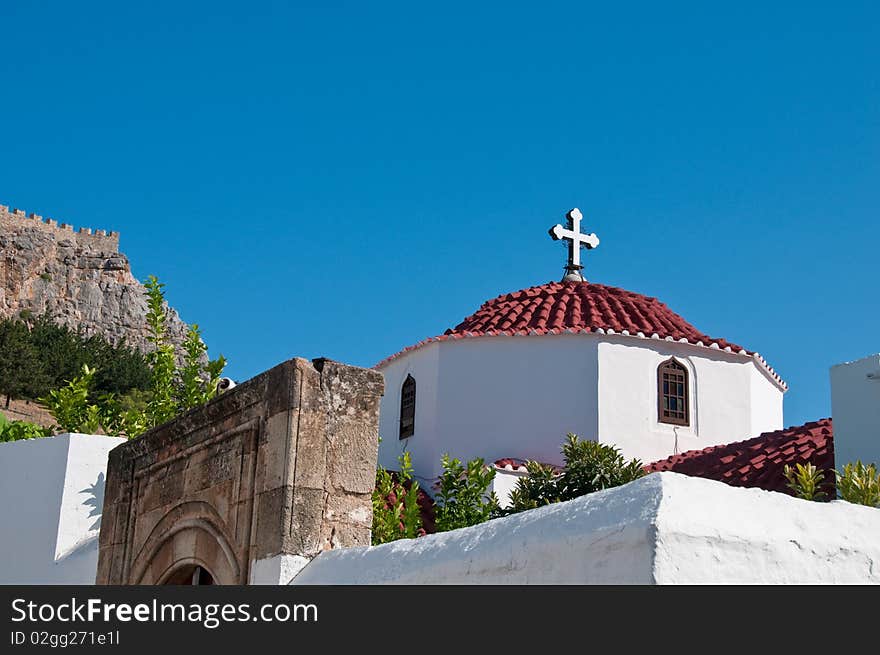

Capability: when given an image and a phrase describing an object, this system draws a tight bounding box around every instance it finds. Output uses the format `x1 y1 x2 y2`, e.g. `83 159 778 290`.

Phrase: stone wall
96 357 384 585
0 203 190 353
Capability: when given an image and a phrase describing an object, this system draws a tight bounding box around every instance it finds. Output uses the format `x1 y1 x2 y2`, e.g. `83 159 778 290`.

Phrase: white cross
548 208 599 281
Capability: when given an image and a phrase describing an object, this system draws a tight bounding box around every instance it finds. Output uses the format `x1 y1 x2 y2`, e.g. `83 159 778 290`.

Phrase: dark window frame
399 374 416 439
657 358 690 426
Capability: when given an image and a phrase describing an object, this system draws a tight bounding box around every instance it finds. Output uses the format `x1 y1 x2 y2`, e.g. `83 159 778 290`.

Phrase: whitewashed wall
597 338 783 464
379 334 784 482
0 433 124 584
292 472 880 585
831 354 880 468
379 335 599 481
377 342 441 487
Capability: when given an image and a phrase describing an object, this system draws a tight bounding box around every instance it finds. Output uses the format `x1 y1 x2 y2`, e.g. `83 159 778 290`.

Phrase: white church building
3 205 879 586
377 208 787 486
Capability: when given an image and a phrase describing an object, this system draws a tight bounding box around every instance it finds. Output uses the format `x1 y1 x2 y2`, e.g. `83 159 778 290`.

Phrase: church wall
0 433 124 584
750 364 785 438
376 342 441 488
378 333 784 488
597 338 779 464
379 334 601 485
831 354 880 468
431 334 600 476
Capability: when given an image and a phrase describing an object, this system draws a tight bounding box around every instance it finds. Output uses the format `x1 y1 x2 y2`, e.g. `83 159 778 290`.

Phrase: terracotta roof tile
645 418 834 497
375 280 786 389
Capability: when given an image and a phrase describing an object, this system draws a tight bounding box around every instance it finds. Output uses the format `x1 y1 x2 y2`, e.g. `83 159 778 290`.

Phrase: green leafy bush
507 434 645 514
40 276 226 439
0 413 52 442
783 462 827 501
372 451 423 544
434 454 499 532
40 364 103 434
835 461 880 508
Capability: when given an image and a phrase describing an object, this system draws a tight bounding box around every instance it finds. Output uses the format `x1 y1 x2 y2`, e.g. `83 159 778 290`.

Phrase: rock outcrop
0 203 189 354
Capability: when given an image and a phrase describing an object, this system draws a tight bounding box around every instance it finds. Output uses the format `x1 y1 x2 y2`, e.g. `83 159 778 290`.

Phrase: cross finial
548 208 600 282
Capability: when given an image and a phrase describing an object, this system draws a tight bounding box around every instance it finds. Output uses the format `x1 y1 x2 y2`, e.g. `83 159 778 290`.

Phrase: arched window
399 374 416 439
658 358 689 426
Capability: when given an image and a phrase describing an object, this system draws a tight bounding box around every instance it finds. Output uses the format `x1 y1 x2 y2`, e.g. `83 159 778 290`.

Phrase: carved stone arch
128 502 241 585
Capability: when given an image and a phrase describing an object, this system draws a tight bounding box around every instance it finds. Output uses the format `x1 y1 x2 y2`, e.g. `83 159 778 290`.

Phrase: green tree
42 275 227 439
507 434 645 514
178 323 226 412
40 364 102 434
372 451 423 545
0 318 47 408
143 275 179 427
14 313 151 402
434 454 499 532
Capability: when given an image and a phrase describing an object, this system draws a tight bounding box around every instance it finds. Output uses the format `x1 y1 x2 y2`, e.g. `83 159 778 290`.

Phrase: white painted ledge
291 472 880 585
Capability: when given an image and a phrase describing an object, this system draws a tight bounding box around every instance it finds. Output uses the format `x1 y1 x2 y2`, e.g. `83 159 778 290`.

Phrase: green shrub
835 461 880 508
507 434 645 514
372 451 423 544
783 462 827 501
434 454 499 532
0 413 52 442
40 276 226 439
40 364 103 434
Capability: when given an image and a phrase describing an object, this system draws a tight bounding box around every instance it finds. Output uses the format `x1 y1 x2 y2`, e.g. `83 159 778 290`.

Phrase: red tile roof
376 280 786 390
447 281 742 348
646 418 835 497
493 457 562 474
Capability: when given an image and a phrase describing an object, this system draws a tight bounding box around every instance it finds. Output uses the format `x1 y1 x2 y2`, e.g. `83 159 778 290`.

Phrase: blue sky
1 2 877 428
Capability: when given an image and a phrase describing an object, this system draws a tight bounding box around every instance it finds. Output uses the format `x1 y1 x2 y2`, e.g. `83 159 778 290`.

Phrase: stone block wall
96 357 384 585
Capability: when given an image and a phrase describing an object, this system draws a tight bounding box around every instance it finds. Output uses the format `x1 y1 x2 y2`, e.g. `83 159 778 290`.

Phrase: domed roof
445 280 742 350
377 280 786 390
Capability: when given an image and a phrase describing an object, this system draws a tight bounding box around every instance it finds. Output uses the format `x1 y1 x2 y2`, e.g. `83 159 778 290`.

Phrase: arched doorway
128 503 242 585
162 564 215 585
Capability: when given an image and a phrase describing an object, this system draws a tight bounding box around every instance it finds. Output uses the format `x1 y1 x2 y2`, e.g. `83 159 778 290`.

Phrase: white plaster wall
0 433 124 584
653 474 880 583
490 468 527 508
293 473 880 585
750 364 785 439
293 472 661 584
249 554 310 585
597 338 782 464
831 354 880 468
377 342 440 487
432 334 600 477
380 335 600 482
379 334 784 484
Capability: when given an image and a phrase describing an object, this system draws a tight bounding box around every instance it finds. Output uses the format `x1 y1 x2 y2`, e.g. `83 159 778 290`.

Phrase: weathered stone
96 357 384 584
0 205 190 354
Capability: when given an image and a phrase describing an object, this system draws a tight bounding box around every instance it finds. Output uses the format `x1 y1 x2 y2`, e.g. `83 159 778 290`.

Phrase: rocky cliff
0 203 190 354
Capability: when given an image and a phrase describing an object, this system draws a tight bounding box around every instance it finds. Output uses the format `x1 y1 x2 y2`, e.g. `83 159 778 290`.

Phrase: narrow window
658 358 689 426
399 374 416 439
